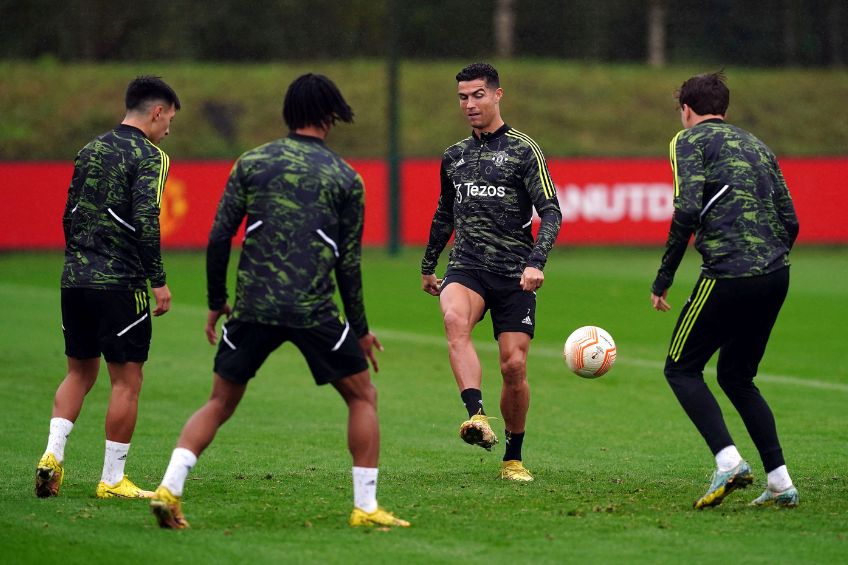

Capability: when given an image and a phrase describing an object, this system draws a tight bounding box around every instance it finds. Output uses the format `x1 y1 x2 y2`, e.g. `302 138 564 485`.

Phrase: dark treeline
0 0 844 66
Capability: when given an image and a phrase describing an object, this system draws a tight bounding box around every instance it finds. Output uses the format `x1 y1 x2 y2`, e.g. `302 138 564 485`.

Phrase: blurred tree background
1 0 846 160
1 0 844 65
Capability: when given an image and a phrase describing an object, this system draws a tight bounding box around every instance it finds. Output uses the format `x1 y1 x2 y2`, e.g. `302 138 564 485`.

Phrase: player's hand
151 284 172 316
520 266 544 292
359 332 384 373
421 273 443 296
205 304 232 344
651 290 671 311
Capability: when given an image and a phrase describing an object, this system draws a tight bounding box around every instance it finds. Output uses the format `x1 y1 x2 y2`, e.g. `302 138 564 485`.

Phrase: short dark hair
676 71 729 116
283 73 354 130
456 63 500 88
125 75 180 112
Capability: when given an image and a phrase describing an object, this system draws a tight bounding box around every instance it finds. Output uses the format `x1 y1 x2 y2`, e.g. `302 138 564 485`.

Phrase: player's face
149 103 177 144
457 79 502 132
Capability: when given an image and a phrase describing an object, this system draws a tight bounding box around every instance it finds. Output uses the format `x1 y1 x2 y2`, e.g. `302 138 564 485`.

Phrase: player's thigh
717 269 789 379
61 287 101 359
487 274 536 341
97 289 152 364
439 270 486 326
289 318 369 386
213 320 287 385
665 277 727 375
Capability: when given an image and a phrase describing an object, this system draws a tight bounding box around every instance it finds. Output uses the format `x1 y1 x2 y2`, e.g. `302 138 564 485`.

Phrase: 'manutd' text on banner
1 158 845 249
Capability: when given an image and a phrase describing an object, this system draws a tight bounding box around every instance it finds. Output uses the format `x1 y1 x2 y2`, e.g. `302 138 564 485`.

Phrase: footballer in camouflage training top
651 72 800 510
421 63 562 483
37 76 179 502
150 74 409 530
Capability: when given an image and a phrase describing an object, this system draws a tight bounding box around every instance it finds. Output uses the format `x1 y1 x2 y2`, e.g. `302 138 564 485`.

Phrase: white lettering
456 181 508 200
557 183 673 223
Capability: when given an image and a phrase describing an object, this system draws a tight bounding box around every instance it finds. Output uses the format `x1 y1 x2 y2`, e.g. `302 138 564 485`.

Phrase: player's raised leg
95 361 154 499
333 370 409 528
35 356 99 498
497 332 533 481
151 373 247 529
440 282 497 450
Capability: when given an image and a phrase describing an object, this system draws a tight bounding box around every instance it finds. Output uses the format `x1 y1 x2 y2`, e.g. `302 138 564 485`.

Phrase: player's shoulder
91 126 167 164
504 127 547 156
443 135 473 158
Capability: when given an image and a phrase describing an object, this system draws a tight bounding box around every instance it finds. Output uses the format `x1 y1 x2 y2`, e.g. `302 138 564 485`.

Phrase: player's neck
121 116 153 140
295 124 329 140
474 117 505 135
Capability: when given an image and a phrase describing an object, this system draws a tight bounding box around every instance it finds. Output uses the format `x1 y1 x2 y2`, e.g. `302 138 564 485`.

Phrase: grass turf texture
1 247 846 563
2 61 848 160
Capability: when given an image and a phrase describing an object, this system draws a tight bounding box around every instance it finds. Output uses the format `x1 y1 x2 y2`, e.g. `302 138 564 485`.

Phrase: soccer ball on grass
563 326 617 378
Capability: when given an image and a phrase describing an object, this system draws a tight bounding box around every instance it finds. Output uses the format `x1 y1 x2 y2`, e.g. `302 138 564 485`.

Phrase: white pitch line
373 328 848 394
2 282 846 393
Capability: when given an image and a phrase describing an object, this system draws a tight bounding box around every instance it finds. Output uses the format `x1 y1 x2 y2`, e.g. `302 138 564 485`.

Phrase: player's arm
335 174 369 338
421 160 455 293
335 174 384 370
770 157 799 249
520 143 562 291
62 154 85 243
132 149 171 315
652 131 703 302
205 160 247 342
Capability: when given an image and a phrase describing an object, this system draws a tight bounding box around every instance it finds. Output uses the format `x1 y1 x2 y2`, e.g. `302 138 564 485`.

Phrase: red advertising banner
1 158 845 249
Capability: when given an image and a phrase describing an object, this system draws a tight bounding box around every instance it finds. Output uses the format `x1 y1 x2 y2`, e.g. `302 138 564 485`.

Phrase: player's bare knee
442 309 472 337
500 355 527 384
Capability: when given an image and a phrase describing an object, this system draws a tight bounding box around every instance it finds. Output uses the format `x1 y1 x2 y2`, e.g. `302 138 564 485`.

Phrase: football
563 326 617 378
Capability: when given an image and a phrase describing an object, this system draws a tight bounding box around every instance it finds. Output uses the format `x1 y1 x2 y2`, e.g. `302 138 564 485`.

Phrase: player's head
124 76 180 144
676 71 729 127
455 63 503 132
456 63 500 89
283 73 354 132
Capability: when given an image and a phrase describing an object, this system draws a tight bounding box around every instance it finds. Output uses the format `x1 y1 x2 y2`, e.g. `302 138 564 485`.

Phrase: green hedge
2 60 846 160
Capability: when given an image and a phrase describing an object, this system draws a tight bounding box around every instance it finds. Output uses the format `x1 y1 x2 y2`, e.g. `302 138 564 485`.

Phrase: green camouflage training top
61 124 170 290
652 119 799 294
207 133 369 336
421 124 563 277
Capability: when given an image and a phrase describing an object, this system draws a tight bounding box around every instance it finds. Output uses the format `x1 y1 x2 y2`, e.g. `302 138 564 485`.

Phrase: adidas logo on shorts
522 316 533 325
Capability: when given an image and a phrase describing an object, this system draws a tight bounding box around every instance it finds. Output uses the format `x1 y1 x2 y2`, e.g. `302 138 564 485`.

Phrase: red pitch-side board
1 158 845 249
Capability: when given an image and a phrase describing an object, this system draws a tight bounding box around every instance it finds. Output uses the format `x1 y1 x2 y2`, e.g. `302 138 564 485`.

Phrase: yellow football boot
499 460 534 482
150 485 190 529
349 507 410 528
459 410 498 451
96 475 154 499
35 452 64 498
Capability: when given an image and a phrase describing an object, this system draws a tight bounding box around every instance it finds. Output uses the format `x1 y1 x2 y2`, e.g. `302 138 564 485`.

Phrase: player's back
62 124 166 290
230 134 362 326
677 121 797 277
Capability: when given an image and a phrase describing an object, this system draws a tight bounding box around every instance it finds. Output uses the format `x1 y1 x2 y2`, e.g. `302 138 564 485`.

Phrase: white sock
45 417 74 462
161 447 198 497
767 465 793 492
352 466 378 513
101 440 130 485
715 445 743 472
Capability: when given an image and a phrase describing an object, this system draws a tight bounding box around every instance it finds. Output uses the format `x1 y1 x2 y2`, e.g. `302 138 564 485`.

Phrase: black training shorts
441 267 536 339
213 317 369 385
61 287 152 363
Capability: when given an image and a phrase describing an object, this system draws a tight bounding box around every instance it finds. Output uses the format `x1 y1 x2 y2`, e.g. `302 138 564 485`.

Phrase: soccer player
651 72 800 509
421 63 562 482
149 74 409 529
35 76 179 499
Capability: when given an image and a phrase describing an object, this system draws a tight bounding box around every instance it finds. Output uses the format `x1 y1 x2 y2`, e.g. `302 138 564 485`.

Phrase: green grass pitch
1 247 846 563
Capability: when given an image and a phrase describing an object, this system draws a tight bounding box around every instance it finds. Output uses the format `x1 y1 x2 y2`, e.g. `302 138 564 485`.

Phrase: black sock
503 430 525 461
460 388 484 418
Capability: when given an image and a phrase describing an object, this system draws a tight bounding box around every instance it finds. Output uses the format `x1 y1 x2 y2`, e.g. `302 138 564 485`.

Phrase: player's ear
494 87 503 102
